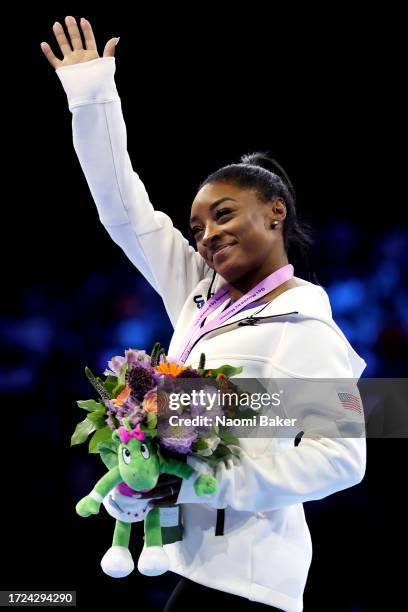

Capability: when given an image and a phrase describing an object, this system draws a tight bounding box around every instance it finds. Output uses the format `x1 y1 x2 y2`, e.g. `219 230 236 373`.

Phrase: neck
228 254 290 302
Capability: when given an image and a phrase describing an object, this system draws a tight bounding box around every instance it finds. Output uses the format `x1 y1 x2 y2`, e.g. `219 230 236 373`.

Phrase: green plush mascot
76 424 217 577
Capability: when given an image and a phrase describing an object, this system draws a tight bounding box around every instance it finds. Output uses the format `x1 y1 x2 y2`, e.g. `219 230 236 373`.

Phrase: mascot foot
137 546 170 576
100 545 134 578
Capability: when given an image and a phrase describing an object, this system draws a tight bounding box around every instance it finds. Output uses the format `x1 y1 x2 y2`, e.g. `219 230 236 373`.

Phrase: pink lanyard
172 263 294 364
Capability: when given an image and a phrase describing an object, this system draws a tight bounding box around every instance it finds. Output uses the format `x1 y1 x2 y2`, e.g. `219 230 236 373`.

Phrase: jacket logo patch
193 295 205 309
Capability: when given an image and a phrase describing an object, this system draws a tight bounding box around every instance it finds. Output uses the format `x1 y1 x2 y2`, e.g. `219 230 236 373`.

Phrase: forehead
190 182 256 222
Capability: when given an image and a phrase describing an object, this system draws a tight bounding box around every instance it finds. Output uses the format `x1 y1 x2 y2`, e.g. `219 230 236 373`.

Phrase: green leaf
191 453 219 465
87 412 107 429
112 382 126 396
71 417 97 446
192 438 209 451
85 366 112 399
147 412 157 429
98 438 120 469
140 423 158 437
76 399 106 413
235 407 259 419
218 426 239 445
213 444 232 459
203 365 243 378
103 376 118 395
117 362 128 386
88 426 113 454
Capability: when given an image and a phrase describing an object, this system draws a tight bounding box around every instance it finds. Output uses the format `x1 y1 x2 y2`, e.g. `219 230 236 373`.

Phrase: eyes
122 447 131 464
189 208 233 238
140 444 150 460
121 444 150 463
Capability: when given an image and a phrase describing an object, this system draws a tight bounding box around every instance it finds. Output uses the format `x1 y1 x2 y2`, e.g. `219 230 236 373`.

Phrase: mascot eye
140 444 150 460
122 447 132 464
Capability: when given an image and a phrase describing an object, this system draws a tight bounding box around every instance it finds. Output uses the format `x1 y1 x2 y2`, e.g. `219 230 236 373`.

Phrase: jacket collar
206 272 366 378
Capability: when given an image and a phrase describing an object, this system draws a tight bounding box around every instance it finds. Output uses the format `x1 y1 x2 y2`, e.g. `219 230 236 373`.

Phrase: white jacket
56 57 367 612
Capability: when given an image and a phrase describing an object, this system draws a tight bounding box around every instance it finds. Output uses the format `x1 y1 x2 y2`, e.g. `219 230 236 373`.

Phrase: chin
214 264 244 283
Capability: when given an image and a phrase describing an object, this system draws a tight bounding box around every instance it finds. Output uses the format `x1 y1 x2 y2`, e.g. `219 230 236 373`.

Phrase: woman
41 17 366 612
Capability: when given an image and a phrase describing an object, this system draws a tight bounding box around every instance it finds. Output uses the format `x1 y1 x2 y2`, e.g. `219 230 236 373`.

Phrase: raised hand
40 16 118 71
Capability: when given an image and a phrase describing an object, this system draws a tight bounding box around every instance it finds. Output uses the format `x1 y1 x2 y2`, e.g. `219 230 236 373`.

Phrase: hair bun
240 151 296 201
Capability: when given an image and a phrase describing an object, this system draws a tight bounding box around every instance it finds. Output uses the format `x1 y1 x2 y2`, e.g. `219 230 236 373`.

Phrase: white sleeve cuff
55 57 120 109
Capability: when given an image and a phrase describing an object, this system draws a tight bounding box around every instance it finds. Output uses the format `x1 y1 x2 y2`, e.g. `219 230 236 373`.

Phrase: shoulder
272 317 353 378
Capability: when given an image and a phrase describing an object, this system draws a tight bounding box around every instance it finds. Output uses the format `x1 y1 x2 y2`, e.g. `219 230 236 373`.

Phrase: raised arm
41 17 211 328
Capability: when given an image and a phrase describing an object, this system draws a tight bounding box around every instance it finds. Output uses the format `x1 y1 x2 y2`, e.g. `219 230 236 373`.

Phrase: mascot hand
194 473 218 496
76 495 101 517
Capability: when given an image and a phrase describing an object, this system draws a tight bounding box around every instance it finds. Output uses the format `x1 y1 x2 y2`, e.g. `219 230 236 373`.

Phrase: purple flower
106 415 117 431
125 348 152 369
103 349 153 377
158 420 198 454
105 399 117 414
103 355 126 377
126 364 157 401
190 384 224 418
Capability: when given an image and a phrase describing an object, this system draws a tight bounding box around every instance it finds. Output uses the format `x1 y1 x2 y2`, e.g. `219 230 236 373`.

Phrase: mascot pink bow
118 424 146 444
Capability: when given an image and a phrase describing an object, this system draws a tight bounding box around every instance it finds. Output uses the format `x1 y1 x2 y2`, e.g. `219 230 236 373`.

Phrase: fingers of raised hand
80 17 97 51
40 42 61 70
64 15 83 51
52 20 72 57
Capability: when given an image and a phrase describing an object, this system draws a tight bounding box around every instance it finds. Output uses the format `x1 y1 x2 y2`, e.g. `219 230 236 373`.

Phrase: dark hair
196 151 314 274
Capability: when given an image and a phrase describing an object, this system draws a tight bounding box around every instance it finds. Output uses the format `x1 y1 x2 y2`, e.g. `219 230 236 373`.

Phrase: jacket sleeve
55 57 210 328
177 319 367 511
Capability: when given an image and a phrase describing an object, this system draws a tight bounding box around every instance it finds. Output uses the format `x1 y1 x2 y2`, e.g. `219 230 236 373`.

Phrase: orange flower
142 390 169 415
142 392 158 413
155 362 187 378
112 384 131 407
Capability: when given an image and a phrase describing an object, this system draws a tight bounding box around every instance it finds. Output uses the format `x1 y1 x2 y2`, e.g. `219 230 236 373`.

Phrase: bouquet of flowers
71 342 252 578
71 341 250 463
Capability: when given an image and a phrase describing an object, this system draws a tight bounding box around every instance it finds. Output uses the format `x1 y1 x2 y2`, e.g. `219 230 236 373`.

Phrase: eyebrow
189 197 237 225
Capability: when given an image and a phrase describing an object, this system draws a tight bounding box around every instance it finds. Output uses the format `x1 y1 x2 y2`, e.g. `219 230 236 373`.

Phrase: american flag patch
337 392 362 414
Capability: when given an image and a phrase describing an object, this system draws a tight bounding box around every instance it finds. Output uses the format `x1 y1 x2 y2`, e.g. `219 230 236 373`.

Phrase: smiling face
189 181 288 292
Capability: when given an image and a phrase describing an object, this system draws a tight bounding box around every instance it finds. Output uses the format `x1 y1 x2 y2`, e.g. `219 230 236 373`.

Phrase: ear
271 197 287 221
112 430 120 442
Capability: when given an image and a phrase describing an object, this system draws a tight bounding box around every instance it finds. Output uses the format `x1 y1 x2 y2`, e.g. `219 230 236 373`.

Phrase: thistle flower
126 364 156 401
177 367 202 379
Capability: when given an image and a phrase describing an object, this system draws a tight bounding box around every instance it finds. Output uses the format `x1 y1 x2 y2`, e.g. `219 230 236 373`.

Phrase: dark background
2 8 407 611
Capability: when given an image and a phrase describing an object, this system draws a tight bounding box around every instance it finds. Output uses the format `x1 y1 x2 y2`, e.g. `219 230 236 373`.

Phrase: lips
211 242 237 261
